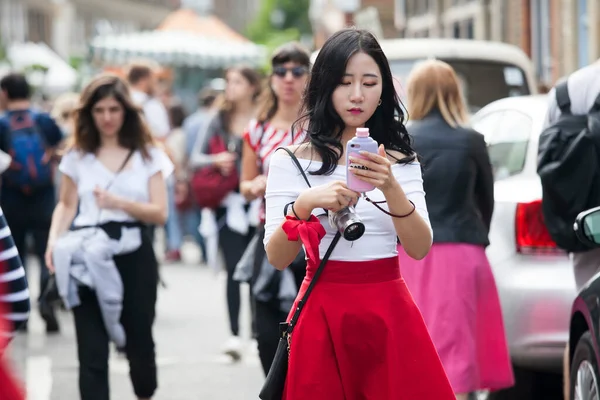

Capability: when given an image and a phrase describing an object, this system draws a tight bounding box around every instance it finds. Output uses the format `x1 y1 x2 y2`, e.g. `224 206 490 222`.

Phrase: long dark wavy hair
72 74 155 158
294 29 415 175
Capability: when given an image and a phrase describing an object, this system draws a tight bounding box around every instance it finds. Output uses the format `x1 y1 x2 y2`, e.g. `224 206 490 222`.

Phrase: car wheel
571 331 600 400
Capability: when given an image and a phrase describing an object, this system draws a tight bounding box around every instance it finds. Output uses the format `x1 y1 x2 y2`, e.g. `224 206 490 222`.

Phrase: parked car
311 38 538 113
471 95 575 398
569 206 600 400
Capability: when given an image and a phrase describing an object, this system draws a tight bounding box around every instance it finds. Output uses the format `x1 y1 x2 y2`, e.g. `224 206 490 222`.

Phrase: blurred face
224 70 255 104
0 90 6 109
271 61 308 105
91 96 125 138
60 109 76 135
138 73 156 96
332 52 382 130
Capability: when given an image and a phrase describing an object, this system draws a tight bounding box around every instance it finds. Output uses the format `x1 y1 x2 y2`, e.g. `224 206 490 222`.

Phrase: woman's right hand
214 151 237 175
45 241 55 274
295 181 361 215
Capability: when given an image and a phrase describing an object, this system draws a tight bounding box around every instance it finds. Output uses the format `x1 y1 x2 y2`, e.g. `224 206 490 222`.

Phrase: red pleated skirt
283 256 455 400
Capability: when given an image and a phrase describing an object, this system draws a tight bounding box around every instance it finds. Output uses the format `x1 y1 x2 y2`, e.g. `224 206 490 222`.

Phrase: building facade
211 0 260 34
0 0 178 59
394 0 504 42
396 0 600 86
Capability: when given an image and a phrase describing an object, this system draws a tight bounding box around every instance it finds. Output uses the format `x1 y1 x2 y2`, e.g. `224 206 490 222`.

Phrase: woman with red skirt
262 29 455 399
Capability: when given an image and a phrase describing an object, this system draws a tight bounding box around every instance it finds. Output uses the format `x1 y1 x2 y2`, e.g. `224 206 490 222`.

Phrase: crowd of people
0 28 526 400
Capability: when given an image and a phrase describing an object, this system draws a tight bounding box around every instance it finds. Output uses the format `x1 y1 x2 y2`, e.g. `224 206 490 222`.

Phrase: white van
311 38 538 113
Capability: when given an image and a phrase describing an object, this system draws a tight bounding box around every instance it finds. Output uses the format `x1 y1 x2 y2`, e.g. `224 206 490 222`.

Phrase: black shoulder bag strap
555 79 571 115
275 147 342 334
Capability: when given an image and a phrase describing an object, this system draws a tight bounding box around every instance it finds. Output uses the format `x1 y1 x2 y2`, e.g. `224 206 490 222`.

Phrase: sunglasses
273 66 308 78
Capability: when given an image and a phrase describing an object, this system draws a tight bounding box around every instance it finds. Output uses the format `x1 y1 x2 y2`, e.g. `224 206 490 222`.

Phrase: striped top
0 207 30 342
243 119 306 175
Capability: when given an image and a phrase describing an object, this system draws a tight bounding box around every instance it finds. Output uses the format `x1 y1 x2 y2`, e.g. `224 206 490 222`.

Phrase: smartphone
346 129 378 192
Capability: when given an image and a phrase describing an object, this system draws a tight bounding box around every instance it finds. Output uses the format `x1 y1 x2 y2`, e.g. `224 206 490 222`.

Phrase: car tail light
515 200 560 254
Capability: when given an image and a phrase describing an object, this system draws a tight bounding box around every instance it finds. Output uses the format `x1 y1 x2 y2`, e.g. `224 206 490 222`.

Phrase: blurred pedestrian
0 205 30 400
0 73 63 333
184 86 220 161
50 92 79 138
540 59 600 400
178 87 221 265
126 61 170 141
126 61 169 245
238 42 310 375
189 65 261 360
164 100 188 262
398 59 514 399
45 74 172 400
262 29 454 398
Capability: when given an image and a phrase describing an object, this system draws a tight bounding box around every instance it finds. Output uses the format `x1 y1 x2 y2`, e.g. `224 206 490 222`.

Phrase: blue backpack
1 110 53 192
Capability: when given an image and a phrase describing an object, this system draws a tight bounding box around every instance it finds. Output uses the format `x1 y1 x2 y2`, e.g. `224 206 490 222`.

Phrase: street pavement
7 240 264 400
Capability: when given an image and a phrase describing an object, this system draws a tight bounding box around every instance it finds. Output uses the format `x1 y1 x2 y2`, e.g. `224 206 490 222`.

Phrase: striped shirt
243 119 306 223
0 207 29 342
243 119 306 175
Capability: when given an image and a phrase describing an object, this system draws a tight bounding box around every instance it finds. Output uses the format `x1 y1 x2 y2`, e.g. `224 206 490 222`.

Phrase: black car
569 206 600 400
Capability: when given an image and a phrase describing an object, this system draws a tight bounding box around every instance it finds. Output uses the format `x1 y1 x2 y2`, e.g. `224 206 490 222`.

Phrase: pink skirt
398 243 515 394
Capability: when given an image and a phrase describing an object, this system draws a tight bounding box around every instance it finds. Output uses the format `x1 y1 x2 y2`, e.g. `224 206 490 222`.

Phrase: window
531 0 552 82
452 22 461 38
465 18 474 39
473 110 532 180
27 8 51 44
471 110 503 141
407 0 431 16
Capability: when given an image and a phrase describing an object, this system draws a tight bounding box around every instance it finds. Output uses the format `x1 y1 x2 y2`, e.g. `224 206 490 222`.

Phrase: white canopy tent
6 42 78 94
89 30 267 68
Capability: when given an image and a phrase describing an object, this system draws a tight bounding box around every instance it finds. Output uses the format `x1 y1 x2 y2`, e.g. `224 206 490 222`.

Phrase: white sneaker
222 335 243 361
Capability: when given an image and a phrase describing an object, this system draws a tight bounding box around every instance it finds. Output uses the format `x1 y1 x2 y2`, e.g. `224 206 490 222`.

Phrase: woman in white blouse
45 74 172 400
263 29 455 398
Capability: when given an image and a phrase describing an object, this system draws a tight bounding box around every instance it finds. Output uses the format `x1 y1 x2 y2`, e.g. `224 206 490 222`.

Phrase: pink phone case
346 137 379 192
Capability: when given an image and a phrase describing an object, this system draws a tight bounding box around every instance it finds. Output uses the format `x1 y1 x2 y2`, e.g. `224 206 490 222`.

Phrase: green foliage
0 38 6 62
69 56 84 70
246 0 311 45
23 64 49 74
246 0 312 69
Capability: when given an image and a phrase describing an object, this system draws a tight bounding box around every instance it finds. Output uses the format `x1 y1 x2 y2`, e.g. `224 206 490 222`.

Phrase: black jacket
409 111 494 246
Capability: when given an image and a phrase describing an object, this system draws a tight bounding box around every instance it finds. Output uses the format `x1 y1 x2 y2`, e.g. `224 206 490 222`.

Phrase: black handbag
259 148 342 400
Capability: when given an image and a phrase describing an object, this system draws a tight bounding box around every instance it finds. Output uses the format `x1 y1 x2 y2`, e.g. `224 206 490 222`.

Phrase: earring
378 99 382 106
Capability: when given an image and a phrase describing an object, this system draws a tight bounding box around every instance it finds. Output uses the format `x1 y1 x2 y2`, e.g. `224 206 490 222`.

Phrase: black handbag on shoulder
259 148 342 400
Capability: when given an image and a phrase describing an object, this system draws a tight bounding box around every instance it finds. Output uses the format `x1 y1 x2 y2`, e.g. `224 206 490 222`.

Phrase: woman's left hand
349 144 399 193
94 186 123 210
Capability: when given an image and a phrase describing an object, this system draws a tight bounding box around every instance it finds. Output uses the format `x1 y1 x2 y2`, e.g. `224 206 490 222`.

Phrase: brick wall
503 0 523 50
549 0 563 83
520 0 531 57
